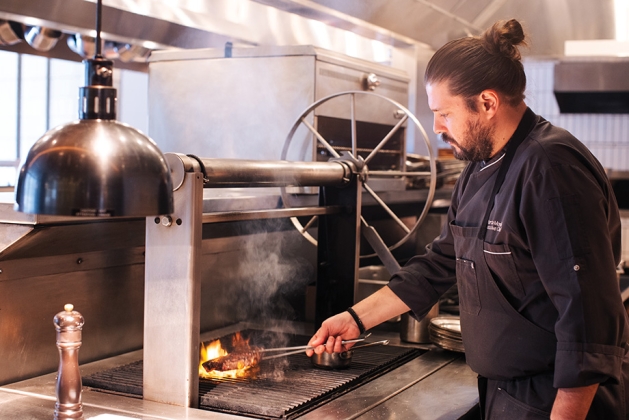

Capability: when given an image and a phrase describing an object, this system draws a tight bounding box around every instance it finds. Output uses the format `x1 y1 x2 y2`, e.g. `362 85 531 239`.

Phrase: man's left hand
550 383 599 420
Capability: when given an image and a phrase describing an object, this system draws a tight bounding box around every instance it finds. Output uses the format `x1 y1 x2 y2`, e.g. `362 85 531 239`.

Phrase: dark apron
451 223 557 379
452 109 557 418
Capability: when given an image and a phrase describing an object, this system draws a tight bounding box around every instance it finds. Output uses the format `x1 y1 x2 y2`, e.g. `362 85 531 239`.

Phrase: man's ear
479 90 499 118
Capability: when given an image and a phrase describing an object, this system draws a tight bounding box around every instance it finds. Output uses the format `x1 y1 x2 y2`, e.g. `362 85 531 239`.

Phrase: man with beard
307 19 629 420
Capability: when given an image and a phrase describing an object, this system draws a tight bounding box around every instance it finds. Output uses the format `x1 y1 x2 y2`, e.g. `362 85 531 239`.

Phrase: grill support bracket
142 153 390 408
144 169 203 407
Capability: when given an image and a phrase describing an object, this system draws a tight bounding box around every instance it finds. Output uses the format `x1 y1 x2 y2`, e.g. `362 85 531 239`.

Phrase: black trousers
477 374 553 420
477 373 628 420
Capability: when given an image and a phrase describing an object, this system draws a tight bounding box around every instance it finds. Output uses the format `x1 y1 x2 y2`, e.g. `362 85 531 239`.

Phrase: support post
315 175 362 328
144 170 203 407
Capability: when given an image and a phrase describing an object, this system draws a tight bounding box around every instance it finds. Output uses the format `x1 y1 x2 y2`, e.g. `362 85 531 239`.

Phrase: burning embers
199 332 261 379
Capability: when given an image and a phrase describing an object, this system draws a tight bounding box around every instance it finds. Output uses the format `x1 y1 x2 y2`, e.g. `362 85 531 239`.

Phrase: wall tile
525 58 629 171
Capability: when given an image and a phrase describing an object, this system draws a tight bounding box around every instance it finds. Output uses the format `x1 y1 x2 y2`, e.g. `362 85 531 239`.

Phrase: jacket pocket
483 243 525 300
490 387 550 420
456 257 481 315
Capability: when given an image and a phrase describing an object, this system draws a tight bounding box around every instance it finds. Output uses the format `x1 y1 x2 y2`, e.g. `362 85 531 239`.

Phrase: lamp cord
186 154 210 184
95 0 102 57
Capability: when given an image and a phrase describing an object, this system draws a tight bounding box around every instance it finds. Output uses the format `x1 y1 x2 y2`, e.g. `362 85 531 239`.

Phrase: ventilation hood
0 0 624 113
0 0 618 58
554 40 629 114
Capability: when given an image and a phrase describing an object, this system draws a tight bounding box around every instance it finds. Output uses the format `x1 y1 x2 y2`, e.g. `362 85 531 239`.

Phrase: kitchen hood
554 40 629 114
554 59 629 113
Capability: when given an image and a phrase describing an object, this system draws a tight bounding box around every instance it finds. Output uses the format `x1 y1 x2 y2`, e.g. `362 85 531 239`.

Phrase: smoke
214 217 312 336
226 218 314 379
229 218 312 322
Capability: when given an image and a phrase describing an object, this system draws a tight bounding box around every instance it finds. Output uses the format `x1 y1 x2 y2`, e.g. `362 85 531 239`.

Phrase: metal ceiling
266 0 617 56
0 0 618 59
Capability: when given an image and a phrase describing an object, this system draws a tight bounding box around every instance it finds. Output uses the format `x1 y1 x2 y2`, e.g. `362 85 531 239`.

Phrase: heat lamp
14 0 173 217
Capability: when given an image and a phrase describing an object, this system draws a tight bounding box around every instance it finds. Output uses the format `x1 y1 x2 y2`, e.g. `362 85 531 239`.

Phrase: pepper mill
53 304 85 420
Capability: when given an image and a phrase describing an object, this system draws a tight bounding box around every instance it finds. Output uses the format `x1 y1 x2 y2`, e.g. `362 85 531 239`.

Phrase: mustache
440 133 457 145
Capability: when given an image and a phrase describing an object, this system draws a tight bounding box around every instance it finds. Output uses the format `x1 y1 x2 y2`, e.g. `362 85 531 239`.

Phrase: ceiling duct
103 40 120 60
554 59 629 114
0 19 23 45
67 33 97 58
66 34 152 62
24 26 62 51
116 43 151 62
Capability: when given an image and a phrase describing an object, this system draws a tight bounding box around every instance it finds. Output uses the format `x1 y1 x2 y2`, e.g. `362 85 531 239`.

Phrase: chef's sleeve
388 200 458 320
523 161 628 389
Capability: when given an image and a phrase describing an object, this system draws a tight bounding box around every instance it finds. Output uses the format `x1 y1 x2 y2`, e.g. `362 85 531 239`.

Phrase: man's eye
440 113 448 118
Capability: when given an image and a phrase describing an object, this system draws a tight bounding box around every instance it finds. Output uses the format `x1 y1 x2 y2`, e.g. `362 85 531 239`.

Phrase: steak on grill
202 349 261 372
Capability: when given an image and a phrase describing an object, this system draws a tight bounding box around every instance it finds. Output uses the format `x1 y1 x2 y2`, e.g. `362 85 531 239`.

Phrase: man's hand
550 383 598 420
306 311 360 356
306 286 411 357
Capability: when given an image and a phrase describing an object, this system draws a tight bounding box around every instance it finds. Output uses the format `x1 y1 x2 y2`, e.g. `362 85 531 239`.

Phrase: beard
442 119 494 162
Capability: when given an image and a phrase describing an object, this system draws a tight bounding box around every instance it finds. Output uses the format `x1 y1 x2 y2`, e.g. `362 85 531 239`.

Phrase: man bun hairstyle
425 19 528 109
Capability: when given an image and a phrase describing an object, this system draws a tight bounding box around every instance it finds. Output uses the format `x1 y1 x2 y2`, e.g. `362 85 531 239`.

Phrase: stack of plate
429 316 464 353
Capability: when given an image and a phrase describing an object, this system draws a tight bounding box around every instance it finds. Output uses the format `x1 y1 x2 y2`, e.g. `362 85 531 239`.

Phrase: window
0 53 148 188
49 58 84 129
20 54 49 160
0 51 18 187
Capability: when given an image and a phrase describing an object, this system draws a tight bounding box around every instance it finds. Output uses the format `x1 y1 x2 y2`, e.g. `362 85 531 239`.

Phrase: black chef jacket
388 109 629 418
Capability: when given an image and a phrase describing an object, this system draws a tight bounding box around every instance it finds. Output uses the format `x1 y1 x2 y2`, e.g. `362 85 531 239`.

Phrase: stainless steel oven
147 45 412 187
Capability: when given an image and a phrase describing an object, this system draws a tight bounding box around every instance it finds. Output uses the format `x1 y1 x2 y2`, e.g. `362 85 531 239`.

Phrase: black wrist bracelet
347 307 366 334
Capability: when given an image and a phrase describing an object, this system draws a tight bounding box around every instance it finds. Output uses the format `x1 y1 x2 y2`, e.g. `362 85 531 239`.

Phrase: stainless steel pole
199 156 352 188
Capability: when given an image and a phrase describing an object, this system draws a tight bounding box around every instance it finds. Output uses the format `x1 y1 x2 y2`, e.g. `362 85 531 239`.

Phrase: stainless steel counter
0 324 477 420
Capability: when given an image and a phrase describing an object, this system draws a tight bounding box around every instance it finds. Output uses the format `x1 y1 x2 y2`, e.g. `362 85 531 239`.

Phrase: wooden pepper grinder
53 304 85 419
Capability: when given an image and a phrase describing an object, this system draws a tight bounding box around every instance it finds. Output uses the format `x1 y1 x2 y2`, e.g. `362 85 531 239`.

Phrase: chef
307 19 629 419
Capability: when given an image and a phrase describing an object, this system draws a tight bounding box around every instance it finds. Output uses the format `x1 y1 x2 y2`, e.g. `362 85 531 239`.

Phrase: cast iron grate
83 329 423 419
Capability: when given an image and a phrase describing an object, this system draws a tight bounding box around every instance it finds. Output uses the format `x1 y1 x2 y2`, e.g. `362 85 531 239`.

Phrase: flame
199 332 257 379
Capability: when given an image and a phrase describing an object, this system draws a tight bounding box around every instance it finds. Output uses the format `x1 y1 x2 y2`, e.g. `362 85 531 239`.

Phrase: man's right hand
305 286 410 357
306 311 361 356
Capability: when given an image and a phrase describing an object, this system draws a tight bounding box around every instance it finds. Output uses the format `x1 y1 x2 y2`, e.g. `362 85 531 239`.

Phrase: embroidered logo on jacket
487 220 502 232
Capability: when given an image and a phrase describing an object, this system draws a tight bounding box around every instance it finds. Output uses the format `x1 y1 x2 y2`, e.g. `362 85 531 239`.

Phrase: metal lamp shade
15 119 174 217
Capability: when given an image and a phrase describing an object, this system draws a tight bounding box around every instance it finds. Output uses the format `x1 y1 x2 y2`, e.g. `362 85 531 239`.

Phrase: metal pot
400 303 439 344
311 350 353 369
311 339 389 369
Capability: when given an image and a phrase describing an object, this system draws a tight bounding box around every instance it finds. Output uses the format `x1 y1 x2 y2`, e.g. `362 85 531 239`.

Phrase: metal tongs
260 333 373 360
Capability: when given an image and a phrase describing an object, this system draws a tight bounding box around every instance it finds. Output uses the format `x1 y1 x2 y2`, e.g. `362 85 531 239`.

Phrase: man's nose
433 117 445 135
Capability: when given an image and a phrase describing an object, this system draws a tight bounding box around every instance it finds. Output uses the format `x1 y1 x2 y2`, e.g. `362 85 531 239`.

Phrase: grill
83 329 423 419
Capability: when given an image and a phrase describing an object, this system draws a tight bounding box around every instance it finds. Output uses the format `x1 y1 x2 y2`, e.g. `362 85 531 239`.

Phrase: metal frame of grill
144 154 364 407
0 319 479 419
84 329 423 419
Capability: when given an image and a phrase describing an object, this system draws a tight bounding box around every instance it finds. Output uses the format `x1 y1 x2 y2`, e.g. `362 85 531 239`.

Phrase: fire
198 339 228 378
199 332 257 379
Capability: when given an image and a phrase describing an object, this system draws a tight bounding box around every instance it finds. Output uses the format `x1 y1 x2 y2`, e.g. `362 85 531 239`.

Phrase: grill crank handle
361 220 401 274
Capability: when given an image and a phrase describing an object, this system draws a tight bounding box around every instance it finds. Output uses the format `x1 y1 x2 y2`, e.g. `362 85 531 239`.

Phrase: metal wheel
280 90 437 258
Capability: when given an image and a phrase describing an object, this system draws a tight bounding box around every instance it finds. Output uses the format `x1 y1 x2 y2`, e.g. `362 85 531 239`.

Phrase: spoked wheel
280 90 437 260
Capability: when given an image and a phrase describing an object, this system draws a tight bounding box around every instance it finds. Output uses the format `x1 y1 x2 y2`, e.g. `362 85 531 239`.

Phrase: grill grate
83 330 423 419
82 361 143 398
